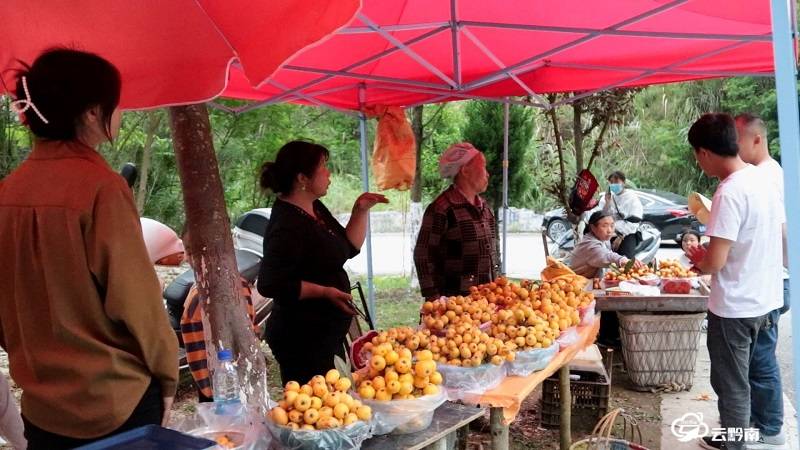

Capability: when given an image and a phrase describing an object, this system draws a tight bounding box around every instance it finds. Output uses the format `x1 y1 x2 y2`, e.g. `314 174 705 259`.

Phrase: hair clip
10 76 49 124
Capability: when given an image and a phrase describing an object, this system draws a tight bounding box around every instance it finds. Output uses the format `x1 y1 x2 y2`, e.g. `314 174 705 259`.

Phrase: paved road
347 231 796 407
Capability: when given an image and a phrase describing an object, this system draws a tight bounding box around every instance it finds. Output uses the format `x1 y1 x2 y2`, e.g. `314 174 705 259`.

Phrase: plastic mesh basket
617 312 705 389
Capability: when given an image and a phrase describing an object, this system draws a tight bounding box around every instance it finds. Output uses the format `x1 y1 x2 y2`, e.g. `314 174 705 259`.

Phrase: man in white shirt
734 113 788 449
686 113 784 450
599 171 644 259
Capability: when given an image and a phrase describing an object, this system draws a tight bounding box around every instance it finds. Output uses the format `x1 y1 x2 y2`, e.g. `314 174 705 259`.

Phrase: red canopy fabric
0 0 360 109
223 0 778 111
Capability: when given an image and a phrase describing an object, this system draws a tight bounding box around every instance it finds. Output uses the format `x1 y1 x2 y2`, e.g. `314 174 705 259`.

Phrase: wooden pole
559 365 572 450
490 407 509 450
168 104 268 408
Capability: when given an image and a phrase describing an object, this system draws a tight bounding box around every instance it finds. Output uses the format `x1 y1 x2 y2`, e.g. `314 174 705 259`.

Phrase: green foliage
462 101 534 211
0 74 786 227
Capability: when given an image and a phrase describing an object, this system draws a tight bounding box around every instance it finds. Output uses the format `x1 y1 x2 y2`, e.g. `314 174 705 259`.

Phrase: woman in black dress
257 141 387 384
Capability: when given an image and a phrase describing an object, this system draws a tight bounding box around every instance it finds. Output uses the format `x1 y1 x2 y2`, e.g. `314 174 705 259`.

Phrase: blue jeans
708 311 771 450
749 280 789 437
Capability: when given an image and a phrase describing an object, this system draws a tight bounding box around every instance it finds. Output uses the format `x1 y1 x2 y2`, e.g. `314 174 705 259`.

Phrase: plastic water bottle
213 349 242 416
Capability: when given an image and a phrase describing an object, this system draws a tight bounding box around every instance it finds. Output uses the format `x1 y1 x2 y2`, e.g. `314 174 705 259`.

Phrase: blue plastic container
74 425 216 450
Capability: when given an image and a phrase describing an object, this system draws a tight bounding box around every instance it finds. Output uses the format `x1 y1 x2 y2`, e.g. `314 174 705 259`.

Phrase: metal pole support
559 365 572 450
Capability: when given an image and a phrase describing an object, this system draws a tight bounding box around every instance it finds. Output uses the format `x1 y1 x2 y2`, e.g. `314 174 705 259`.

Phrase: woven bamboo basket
617 312 705 389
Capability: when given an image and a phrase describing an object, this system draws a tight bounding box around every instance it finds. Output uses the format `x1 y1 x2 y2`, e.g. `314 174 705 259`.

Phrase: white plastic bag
359 389 447 435
579 301 596 326
556 327 580 350
437 362 505 400
505 344 559 377
264 417 372 450
173 402 270 450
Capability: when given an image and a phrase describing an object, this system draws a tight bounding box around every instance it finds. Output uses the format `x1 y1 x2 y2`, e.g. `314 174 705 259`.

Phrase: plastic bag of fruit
265 369 375 450
265 407 373 450
505 343 559 377
174 403 270 450
579 301 596 326
359 388 446 435
437 362 506 400
556 327 580 350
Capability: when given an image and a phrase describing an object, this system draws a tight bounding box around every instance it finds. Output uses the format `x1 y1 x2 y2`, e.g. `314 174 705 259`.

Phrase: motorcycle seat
162 249 262 331
634 237 655 254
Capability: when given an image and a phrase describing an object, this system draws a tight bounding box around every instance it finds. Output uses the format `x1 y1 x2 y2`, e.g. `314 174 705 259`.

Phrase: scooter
162 250 274 370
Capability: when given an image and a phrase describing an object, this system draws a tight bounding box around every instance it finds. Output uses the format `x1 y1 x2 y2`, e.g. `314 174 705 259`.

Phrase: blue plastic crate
74 425 216 450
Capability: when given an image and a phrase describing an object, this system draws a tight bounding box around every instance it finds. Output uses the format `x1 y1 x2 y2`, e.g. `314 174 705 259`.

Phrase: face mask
609 183 623 195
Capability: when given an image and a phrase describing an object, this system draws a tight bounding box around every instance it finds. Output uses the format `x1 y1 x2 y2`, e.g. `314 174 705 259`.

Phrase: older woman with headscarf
414 142 499 300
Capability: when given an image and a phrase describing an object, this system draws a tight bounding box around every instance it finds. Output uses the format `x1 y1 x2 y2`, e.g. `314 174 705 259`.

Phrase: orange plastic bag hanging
363 105 417 191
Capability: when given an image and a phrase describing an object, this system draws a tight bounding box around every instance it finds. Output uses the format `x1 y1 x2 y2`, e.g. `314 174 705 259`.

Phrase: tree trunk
168 104 268 409
546 106 568 208
410 106 424 203
573 101 584 172
136 111 161 214
586 120 611 171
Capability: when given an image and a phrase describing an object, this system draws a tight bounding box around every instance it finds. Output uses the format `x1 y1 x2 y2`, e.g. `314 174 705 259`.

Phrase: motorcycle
163 249 274 370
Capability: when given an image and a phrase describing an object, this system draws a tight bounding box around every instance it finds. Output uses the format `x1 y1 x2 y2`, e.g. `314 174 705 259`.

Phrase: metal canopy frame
224 0 772 116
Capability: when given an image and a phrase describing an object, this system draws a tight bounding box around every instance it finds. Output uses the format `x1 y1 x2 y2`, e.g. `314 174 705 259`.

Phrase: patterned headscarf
439 142 480 178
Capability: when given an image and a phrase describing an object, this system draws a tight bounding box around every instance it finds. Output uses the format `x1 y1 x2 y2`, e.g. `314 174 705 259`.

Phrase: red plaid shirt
414 186 499 298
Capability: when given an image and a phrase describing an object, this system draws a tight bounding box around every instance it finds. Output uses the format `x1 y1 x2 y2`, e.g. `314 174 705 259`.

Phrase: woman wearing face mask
0 49 178 449
599 171 644 259
257 141 388 384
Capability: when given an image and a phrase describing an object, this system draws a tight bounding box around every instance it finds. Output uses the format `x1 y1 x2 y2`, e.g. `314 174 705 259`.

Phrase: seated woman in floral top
570 211 641 279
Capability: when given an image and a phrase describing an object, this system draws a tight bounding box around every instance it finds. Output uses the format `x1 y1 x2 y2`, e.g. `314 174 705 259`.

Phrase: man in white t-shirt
735 113 789 449
686 113 784 450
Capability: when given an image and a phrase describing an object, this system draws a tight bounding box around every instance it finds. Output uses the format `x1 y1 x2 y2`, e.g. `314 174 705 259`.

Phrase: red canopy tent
222 0 778 113
0 0 360 109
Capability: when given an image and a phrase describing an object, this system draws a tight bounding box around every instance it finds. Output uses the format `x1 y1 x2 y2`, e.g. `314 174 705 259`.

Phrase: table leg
489 407 509 450
456 425 468 450
559 365 572 450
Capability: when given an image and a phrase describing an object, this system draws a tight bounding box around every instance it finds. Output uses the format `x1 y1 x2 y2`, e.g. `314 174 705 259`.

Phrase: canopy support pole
358 87 376 326
502 100 510 275
769 0 800 429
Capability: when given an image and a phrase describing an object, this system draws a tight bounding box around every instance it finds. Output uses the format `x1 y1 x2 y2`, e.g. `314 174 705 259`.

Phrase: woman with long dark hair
258 140 387 384
0 48 178 449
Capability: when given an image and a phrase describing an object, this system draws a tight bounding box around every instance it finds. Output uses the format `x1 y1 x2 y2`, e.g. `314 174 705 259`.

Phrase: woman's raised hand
353 192 389 213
